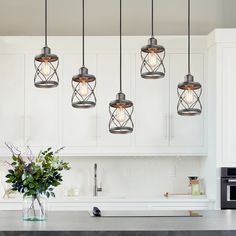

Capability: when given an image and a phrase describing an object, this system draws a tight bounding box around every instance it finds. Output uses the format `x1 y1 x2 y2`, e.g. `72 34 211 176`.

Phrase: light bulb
148 52 158 69
115 107 126 123
79 81 89 97
41 61 51 76
185 89 194 104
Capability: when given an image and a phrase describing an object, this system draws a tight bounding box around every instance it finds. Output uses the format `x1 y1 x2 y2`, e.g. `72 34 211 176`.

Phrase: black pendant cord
188 0 190 75
119 0 122 93
82 0 85 67
151 0 154 37
45 0 48 47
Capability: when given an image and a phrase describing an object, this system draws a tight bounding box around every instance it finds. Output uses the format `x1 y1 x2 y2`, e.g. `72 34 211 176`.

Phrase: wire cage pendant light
177 0 202 116
109 0 134 134
140 0 165 79
71 0 96 109
34 0 59 88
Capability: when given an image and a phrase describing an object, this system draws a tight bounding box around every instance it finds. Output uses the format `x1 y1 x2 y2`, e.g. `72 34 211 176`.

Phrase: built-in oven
221 167 236 209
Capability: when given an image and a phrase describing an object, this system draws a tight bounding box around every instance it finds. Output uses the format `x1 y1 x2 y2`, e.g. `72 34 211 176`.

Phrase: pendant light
140 0 165 79
71 0 96 109
109 0 134 134
177 0 202 116
34 0 59 88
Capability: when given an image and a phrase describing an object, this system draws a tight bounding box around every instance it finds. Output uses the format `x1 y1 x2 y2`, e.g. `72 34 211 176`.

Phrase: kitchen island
0 210 236 236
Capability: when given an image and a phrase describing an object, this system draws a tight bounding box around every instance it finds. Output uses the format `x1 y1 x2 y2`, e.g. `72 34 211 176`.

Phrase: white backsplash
1 156 204 199
0 156 203 199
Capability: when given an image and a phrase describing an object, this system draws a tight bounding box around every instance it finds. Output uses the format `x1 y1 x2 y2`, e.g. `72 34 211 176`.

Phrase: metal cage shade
109 0 134 134
140 37 166 79
177 0 203 116
34 47 59 88
109 92 134 134
177 75 202 116
71 67 96 109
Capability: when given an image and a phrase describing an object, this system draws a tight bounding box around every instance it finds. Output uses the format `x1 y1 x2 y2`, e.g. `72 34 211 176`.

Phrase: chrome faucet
94 163 102 196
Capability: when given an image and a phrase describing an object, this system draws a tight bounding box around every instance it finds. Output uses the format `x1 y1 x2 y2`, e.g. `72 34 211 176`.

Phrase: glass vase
23 195 47 221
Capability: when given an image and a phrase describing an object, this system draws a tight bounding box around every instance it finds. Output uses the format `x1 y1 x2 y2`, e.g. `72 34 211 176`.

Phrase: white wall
0 156 203 199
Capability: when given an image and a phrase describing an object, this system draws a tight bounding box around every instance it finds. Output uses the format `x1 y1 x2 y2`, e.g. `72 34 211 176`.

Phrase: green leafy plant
5 144 70 199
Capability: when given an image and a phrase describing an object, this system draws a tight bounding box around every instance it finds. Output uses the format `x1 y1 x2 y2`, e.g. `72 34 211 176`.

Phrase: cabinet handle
97 116 101 139
164 114 168 139
25 116 31 143
19 115 25 142
170 114 174 140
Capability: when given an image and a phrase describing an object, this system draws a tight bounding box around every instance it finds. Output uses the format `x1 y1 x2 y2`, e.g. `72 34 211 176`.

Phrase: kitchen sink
89 209 202 217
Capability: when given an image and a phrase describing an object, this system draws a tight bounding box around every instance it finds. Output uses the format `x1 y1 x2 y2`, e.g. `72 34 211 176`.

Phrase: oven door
221 178 236 209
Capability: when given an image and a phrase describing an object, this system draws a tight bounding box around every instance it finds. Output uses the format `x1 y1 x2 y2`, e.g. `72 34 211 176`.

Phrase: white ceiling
0 0 235 36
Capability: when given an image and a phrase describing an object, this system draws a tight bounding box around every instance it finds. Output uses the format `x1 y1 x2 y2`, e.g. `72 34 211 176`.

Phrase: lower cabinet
0 198 215 211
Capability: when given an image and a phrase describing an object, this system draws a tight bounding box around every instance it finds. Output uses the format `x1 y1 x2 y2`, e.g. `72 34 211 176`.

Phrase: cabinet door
62 54 97 148
97 54 132 147
169 54 205 148
25 54 60 148
135 54 170 147
0 54 25 151
221 48 236 164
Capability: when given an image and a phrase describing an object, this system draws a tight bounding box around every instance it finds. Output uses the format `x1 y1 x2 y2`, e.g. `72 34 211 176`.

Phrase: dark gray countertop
0 210 236 236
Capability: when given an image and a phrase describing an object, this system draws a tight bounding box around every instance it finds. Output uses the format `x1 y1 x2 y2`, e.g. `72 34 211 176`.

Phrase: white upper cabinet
169 54 205 149
218 47 236 165
205 29 236 166
96 53 132 147
135 54 170 147
25 54 60 149
0 54 25 154
133 52 206 155
0 36 207 156
208 29 236 166
61 54 97 149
